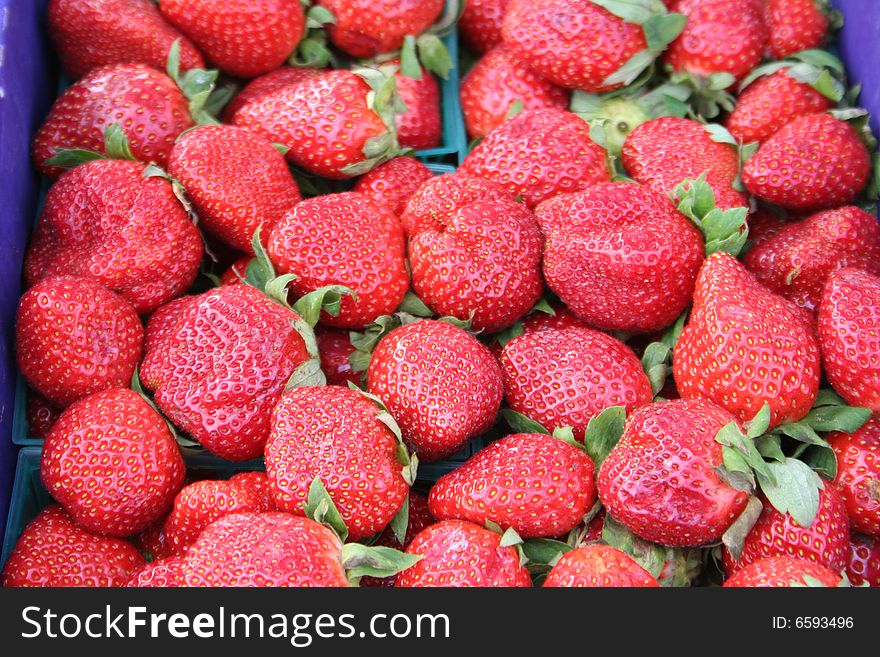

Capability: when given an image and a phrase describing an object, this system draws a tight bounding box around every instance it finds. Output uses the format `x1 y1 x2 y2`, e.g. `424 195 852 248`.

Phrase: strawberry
222 66 324 122
366 319 504 461
519 304 589 334
395 520 532 587
764 0 830 59
543 545 660 587
360 492 435 587
219 256 251 286
16 276 143 409
24 159 203 314
723 555 842 587
401 173 512 236
460 45 570 139
2 505 145 587
229 471 277 512
742 113 871 211
26 389 61 439
159 0 305 78
500 327 652 441
598 398 750 547
126 556 185 587
818 268 880 411
352 156 434 217
168 125 302 254
459 0 508 53
33 64 194 177
673 252 820 427
459 108 611 208
827 416 880 535
392 62 442 150
267 192 408 328
48 0 204 79
747 207 790 249
316 327 361 387
743 207 880 313
847 533 880 586
429 433 597 538
539 181 705 334
134 519 172 561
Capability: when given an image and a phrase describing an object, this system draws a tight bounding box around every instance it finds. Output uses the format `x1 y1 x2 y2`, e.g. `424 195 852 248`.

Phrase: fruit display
2 0 880 591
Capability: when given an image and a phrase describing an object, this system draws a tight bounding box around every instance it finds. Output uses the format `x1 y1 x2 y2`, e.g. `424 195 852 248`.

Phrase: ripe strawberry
621 117 748 210
401 173 512 236
723 555 842 587
140 284 312 461
747 207 790 250
827 416 880 535
539 182 705 333
360 492 435 587
818 268 880 411
673 252 820 427
219 256 251 286
500 327 652 441
459 0 507 53
598 398 750 547
159 0 305 78
33 64 194 177
16 276 143 409
742 113 871 211
847 533 880 587
396 520 532 587
764 0 830 59
429 433 597 538
267 192 408 328
229 471 277 512
392 62 442 150
2 505 145 587
352 156 434 217
168 125 301 254
134 519 172 561
366 320 504 461
316 327 360 387
520 304 589 334
26 389 61 439
126 556 185 587
460 45 570 139
24 159 203 314
544 545 660 587
459 108 611 208
48 0 204 79
222 66 324 122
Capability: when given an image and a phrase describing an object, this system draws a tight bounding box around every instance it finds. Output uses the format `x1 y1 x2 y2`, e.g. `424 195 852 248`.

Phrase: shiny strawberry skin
544 545 660 587
460 45 570 139
26 389 61 439
315 327 361 387
742 113 872 211
267 192 409 328
16 276 143 409
502 0 647 93
395 520 532 587
352 156 434 217
49 0 204 79
540 182 705 333
429 433 597 538
401 173 512 236
168 125 302 254
367 320 504 462
764 0 829 59
459 0 508 53
673 252 821 427
25 160 203 314
2 505 145 587
181 512 350 587
501 326 652 441
395 65 442 150
723 555 842 587
459 108 611 208
229 471 277 512
360 492 435 587
222 66 324 122
140 285 311 461
265 386 410 542
818 268 880 411
847 533 880 586
126 556 186 587
33 64 194 177
598 398 750 547
827 416 880 535
159 0 305 78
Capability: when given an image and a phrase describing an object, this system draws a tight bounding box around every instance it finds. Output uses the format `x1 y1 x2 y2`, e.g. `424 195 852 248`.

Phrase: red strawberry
673 252 820 427
520 304 589 334
24 159 203 314
33 64 194 177
723 555 842 587
396 520 532 587
219 256 251 286
267 192 408 328
459 108 611 208
460 45 570 139
459 0 508 53
401 173 512 236
544 545 660 587
429 433 597 538
747 207 790 249
168 125 302 254
316 327 360 387
818 268 880 411
539 182 705 334
134 519 172 561
598 398 750 547
352 156 434 217
827 416 880 535
500 327 652 441
26 389 61 439
222 66 324 122
140 284 312 461
392 63 442 150
360 492 435 587
621 117 748 210
764 0 830 59
229 471 277 513
743 207 880 313
126 556 185 587
366 320 504 461
48 0 205 79
847 533 880 587
16 276 143 409
742 113 871 211
159 0 305 78
2 505 145 587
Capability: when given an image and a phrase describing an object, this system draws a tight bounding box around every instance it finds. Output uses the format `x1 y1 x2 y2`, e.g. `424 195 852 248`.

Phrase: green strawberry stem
667 70 736 119
291 5 336 68
737 50 846 102
640 310 688 397
672 172 749 257
304 475 350 543
341 543 422 584
341 67 405 176
166 39 221 125
44 123 137 169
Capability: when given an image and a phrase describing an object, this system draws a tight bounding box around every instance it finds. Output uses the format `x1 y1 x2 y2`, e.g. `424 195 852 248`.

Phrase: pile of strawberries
2 0 879 589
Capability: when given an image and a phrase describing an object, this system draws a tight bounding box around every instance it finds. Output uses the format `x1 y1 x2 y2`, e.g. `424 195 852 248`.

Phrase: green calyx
394 0 460 80
672 172 750 257
667 71 736 120
44 123 138 169
166 40 222 125
738 50 846 102
291 5 336 68
640 310 688 397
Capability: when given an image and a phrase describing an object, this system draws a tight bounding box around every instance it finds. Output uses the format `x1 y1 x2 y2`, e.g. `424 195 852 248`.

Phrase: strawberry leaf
721 496 763 562
521 538 572 566
341 543 422 583
103 123 136 160
306 4 335 27
492 322 524 348
245 227 277 290
399 35 423 80
673 174 749 257
641 12 687 50
396 290 433 317
601 515 701 586
389 493 410 545
499 527 524 548
755 434 786 462
801 444 838 481
304 476 349 543
416 33 452 80
581 406 626 469
756 459 823 529
641 341 671 396
286 357 326 389
745 402 771 439
603 49 657 87
500 409 550 435
292 285 356 327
